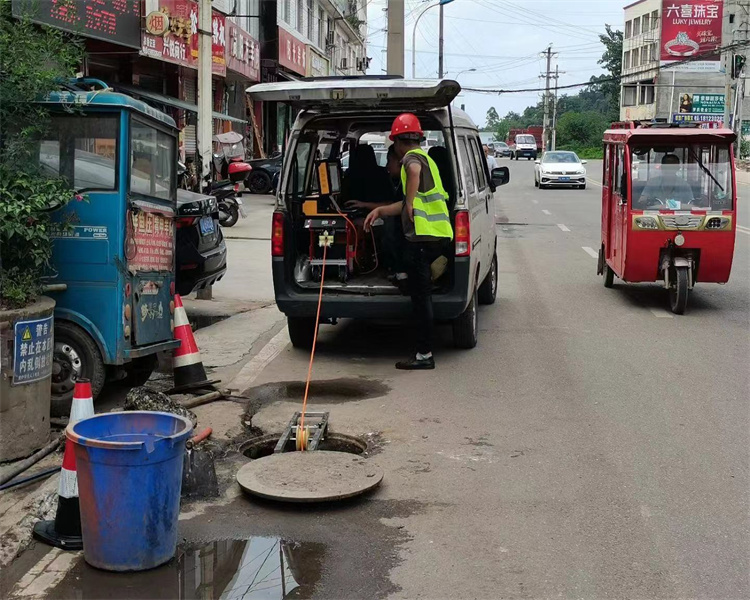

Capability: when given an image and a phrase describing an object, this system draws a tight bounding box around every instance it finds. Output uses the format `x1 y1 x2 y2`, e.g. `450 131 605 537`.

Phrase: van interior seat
428 146 455 206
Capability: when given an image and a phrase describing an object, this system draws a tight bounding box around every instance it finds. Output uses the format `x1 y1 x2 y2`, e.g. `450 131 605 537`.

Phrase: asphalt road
9 159 749 599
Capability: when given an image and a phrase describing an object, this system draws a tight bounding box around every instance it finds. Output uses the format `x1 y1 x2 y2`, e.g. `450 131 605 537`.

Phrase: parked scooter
178 159 247 228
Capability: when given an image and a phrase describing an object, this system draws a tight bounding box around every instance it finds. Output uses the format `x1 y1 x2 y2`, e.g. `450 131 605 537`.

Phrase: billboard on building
660 0 723 72
141 0 226 76
677 92 725 114
12 0 141 49
226 22 260 82
307 47 330 77
278 27 307 76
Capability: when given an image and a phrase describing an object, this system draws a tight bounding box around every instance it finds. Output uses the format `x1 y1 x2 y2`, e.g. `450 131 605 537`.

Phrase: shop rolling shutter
183 76 197 155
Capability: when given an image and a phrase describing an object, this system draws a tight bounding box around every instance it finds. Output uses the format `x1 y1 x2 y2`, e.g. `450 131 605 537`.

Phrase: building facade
620 0 748 132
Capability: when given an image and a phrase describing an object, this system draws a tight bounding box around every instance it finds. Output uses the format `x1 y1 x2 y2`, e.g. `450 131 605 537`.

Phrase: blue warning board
13 317 54 385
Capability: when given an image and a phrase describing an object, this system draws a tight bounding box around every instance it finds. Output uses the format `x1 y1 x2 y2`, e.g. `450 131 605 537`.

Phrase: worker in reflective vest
365 113 453 370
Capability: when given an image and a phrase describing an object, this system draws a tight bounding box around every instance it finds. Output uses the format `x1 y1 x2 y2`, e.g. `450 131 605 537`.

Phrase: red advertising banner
660 0 723 72
141 1 225 75
226 21 260 81
129 212 174 272
278 27 307 75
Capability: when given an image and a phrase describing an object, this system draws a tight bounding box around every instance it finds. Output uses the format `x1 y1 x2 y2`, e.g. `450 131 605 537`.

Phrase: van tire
51 321 105 418
288 316 316 349
453 291 478 349
478 254 498 305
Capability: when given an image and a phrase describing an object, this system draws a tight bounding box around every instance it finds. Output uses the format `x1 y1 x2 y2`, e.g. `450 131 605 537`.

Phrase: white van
248 78 509 349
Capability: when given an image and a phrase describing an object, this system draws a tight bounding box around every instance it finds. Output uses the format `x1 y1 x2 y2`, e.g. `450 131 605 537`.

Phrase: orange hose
299 243 327 450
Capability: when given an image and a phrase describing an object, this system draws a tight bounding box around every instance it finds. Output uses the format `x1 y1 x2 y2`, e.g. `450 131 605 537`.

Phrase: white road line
737 225 750 235
542 209 552 215
587 178 603 188
582 246 599 259
531 199 539 204
650 308 674 319
557 224 571 232
228 326 290 392
13 549 80 597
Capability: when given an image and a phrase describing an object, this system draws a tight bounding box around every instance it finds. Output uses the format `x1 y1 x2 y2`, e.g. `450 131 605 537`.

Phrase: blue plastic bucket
67 411 193 571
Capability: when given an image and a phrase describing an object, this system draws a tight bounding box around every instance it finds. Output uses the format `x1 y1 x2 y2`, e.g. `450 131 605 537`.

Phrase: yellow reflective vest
400 148 453 240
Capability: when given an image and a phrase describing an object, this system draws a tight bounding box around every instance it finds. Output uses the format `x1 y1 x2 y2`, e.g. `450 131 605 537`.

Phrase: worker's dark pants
405 241 446 355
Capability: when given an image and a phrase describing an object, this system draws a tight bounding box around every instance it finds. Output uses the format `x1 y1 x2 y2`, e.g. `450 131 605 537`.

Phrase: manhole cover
236 451 383 503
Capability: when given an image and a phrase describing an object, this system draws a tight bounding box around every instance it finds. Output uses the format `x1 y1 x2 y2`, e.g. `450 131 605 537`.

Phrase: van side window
468 137 488 190
613 145 624 195
457 137 476 195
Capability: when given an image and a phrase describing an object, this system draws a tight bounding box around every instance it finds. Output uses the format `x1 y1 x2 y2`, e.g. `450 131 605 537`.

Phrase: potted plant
0 3 83 461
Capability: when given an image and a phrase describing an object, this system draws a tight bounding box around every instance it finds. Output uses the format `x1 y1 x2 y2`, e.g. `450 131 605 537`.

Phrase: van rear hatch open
247 77 461 112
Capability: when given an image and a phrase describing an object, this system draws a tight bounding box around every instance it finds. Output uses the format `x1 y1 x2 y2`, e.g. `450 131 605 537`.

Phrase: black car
244 153 282 194
176 189 227 296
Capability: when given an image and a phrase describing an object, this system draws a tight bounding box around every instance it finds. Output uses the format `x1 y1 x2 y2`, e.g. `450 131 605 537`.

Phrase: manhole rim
239 431 369 458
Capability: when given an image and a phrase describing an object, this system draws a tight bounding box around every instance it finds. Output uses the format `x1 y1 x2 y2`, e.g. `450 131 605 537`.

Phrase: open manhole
240 432 367 460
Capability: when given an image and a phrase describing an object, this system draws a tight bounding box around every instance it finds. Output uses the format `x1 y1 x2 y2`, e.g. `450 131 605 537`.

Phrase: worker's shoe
395 354 435 370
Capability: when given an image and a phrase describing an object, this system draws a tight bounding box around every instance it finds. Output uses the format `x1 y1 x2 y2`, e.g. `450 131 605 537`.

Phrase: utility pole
438 3 445 78
541 46 556 152
196 0 213 300
387 0 405 76
551 65 561 151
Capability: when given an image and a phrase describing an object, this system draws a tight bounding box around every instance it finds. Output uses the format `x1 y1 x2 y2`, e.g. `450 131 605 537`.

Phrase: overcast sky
366 0 625 128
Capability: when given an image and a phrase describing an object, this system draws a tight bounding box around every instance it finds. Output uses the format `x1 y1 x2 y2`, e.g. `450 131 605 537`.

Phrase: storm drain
240 432 367 459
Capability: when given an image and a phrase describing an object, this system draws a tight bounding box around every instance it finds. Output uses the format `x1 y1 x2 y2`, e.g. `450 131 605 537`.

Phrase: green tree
485 107 500 130
0 1 84 307
589 24 623 118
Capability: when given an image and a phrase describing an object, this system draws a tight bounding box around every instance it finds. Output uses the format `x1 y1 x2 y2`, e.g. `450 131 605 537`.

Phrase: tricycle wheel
669 266 689 315
51 321 105 417
603 263 615 288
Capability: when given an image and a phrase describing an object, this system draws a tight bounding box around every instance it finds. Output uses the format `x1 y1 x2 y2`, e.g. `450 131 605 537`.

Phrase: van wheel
288 316 317 349
453 291 478 349
478 254 498 305
51 321 105 418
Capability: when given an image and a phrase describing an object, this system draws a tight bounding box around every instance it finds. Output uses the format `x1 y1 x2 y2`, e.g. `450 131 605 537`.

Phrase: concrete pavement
1 163 748 599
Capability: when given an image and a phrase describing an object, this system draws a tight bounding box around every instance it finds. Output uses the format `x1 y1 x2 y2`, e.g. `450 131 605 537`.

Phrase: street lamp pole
455 68 476 79
412 0 454 79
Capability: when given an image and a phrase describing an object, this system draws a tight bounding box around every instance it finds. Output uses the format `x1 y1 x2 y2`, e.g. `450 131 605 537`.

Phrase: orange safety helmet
389 113 423 141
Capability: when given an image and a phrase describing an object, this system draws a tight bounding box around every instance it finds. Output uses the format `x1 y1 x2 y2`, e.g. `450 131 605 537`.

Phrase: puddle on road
49 537 323 600
243 378 390 405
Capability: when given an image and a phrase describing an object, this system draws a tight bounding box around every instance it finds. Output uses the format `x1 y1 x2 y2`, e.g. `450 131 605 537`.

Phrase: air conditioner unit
340 57 348 70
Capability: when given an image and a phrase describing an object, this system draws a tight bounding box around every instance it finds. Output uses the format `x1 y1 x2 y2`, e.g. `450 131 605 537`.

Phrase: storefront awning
115 85 248 125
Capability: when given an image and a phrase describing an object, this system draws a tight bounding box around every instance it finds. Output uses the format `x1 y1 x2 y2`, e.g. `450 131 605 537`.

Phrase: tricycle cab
599 122 737 311
37 80 180 408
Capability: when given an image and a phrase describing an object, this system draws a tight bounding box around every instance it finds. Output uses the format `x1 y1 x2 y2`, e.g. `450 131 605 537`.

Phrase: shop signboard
677 93 725 114
12 0 141 49
141 0 225 75
278 27 307 75
307 47 330 77
226 21 260 81
660 0 723 72
673 113 724 126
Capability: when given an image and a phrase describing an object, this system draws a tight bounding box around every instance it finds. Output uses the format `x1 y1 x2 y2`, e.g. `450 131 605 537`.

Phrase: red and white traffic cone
170 294 215 393
32 379 94 550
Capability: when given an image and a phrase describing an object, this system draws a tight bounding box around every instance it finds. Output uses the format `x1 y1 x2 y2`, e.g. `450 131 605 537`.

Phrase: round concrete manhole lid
236 451 384 503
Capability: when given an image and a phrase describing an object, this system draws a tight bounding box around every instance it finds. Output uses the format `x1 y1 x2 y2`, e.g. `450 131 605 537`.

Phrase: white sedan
534 151 588 190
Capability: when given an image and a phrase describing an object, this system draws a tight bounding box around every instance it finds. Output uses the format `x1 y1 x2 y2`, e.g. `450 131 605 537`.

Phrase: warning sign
13 316 54 385
129 212 174 272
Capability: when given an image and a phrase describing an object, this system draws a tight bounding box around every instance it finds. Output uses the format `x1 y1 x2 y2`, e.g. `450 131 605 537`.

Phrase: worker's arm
403 162 421 222
364 201 403 230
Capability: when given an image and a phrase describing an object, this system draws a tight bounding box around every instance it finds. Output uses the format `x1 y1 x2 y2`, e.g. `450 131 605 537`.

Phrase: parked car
249 77 510 350
176 189 227 295
493 141 511 157
534 151 587 189
244 153 283 194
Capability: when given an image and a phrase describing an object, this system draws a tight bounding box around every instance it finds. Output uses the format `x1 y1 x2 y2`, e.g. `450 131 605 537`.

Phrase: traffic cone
170 294 215 393
32 379 94 550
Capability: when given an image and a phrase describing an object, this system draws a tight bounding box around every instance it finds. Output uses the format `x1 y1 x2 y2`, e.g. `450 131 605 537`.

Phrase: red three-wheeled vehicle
598 122 737 314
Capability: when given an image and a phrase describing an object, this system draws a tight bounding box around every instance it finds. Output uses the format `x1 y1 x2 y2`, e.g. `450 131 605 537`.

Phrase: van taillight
455 211 470 256
272 212 284 257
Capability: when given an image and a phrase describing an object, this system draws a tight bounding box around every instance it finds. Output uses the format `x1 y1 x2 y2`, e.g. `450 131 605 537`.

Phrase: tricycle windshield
130 118 175 202
630 143 733 211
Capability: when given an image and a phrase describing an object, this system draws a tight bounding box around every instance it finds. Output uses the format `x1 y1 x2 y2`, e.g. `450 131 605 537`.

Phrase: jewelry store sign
660 1 723 72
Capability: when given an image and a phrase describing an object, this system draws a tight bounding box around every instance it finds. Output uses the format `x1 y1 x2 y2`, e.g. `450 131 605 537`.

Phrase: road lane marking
737 225 750 235
228 326 290 392
557 224 570 232
531 199 539 204
582 246 599 258
587 177 603 188
542 209 552 215
13 548 80 597
650 308 674 319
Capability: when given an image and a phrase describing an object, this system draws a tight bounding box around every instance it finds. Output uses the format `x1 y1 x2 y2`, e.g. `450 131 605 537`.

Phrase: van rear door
247 78 461 112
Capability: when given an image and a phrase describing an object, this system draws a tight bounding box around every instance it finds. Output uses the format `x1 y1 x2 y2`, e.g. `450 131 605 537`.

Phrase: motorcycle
212 181 246 228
